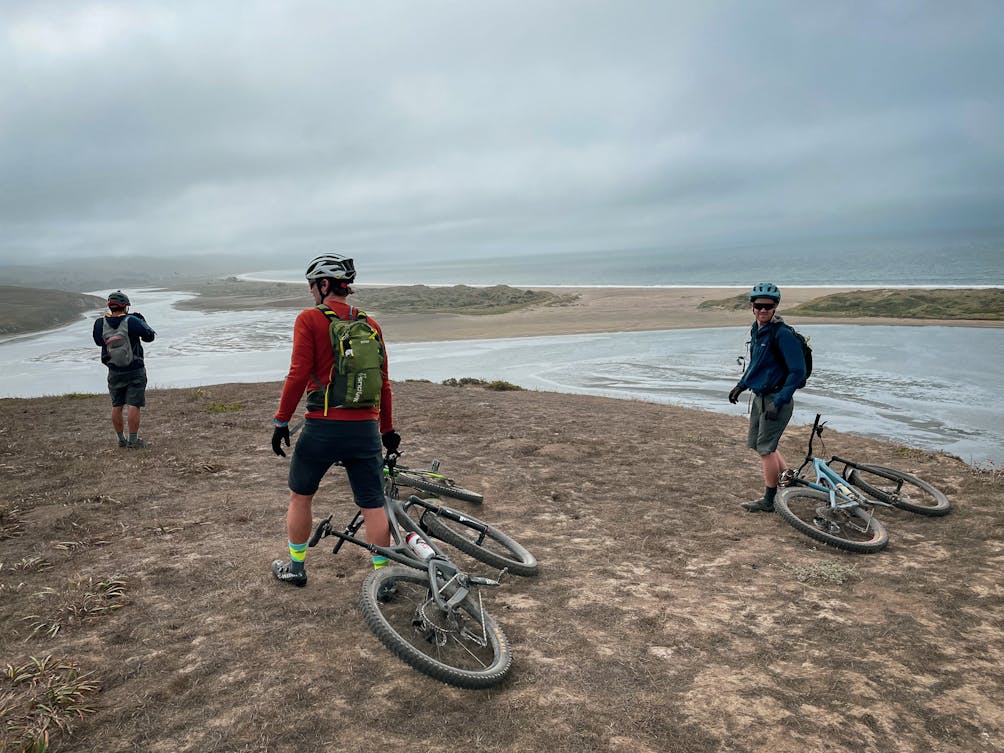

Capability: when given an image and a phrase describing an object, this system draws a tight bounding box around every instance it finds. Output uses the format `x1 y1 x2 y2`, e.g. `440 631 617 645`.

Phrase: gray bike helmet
305 254 356 283
749 282 781 302
107 290 130 308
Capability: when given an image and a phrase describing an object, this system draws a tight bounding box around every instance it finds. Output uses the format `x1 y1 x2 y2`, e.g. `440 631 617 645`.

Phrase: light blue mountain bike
775 414 950 553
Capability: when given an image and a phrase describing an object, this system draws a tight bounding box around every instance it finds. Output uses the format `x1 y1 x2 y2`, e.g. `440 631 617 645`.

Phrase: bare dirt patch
1 382 1001 752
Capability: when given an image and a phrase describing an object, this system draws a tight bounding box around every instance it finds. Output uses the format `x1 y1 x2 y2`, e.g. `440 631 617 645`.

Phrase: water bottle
406 532 435 560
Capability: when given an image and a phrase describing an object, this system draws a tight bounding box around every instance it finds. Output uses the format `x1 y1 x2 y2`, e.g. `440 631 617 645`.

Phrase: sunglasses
752 302 776 311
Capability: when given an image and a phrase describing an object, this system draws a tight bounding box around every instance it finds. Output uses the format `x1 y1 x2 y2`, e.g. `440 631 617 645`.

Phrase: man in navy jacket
728 282 807 512
92 290 156 448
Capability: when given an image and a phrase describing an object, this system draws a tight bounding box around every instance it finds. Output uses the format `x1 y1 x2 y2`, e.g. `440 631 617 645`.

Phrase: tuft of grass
0 655 99 753
23 578 128 639
10 557 54 573
442 377 524 391
207 402 242 413
791 561 860 586
1 505 25 540
969 460 1003 486
56 393 97 401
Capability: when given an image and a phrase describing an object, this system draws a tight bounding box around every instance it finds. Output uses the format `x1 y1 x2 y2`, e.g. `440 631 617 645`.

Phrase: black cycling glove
381 430 401 453
728 384 746 404
764 400 780 421
272 422 291 457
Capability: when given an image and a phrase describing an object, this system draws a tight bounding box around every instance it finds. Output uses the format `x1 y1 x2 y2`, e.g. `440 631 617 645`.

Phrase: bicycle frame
307 453 500 611
783 414 891 512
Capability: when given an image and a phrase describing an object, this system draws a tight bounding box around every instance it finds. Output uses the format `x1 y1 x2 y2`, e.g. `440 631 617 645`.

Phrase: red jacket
275 301 393 433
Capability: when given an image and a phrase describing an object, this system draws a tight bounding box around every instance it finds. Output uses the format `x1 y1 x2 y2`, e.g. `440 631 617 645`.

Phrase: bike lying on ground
774 414 950 553
388 461 539 577
308 452 537 689
387 457 485 505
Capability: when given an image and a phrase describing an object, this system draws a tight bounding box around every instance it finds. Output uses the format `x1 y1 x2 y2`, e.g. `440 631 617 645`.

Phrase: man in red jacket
270 254 400 587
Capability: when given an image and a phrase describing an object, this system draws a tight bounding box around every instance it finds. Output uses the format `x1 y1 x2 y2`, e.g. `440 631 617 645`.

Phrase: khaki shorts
747 393 794 455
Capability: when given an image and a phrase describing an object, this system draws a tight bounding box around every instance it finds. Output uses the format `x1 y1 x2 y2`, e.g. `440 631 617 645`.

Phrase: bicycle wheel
775 487 889 553
395 472 484 505
845 464 950 517
419 507 539 576
359 567 512 689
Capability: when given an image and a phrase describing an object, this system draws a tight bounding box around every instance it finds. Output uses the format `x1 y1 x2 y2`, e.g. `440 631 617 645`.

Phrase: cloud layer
2 1 1002 266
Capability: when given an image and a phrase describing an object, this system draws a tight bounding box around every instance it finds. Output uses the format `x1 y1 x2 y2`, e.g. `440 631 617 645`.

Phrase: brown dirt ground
1 381 1001 753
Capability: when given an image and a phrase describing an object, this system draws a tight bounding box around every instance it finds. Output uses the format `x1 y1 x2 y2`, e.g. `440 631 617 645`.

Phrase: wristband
274 419 289 427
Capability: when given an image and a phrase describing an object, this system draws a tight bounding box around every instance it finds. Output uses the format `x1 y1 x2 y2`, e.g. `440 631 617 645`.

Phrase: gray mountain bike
308 452 536 689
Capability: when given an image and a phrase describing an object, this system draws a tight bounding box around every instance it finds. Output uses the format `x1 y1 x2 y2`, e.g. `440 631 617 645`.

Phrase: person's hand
764 400 779 421
728 384 745 404
272 422 290 456
381 430 401 453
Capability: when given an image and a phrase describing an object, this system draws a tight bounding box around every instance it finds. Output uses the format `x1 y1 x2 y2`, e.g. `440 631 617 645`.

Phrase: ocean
240 243 1004 288
1 286 1001 466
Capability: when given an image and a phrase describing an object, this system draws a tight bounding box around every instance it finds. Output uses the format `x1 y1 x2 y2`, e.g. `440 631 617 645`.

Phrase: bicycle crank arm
307 514 334 547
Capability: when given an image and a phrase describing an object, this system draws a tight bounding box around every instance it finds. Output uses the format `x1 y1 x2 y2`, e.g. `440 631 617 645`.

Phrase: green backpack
309 304 385 413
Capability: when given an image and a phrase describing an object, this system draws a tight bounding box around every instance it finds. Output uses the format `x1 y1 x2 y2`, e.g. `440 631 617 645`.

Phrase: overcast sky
1 0 1002 268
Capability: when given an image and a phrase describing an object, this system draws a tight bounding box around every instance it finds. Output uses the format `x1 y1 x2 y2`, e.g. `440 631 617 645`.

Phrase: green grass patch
1 655 99 753
441 377 525 391
207 402 242 414
23 578 128 639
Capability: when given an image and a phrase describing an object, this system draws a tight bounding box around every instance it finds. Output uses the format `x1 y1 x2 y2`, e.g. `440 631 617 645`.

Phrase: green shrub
442 377 524 391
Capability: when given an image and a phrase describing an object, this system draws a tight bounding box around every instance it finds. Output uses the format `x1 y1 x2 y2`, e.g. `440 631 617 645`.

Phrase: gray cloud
1 0 1002 266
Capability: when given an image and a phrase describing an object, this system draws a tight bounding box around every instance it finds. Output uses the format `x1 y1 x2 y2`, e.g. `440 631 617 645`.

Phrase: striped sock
372 555 389 570
288 541 307 574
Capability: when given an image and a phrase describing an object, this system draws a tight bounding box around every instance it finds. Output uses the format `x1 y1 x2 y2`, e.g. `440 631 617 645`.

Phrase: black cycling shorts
287 418 384 507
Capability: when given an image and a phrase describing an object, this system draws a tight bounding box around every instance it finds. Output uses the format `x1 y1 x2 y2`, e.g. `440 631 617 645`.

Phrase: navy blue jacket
92 313 156 371
737 315 806 406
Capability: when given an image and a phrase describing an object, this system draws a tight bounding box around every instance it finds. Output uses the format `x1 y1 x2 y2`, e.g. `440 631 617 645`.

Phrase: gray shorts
108 367 147 408
287 418 384 507
747 392 794 455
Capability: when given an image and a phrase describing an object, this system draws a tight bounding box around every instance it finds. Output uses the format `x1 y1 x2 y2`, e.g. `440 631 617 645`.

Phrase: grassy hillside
0 286 106 335
175 279 577 315
699 288 1004 320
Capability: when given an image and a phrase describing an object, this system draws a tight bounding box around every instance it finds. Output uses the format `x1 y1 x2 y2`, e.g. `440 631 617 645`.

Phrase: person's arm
130 314 156 342
92 318 104 347
373 319 394 435
275 311 316 423
773 328 807 405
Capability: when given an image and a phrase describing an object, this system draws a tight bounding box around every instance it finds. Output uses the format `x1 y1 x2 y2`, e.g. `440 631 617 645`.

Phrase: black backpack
773 323 813 388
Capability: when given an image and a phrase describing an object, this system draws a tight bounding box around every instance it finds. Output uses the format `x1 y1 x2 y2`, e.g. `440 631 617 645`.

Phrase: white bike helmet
305 254 356 283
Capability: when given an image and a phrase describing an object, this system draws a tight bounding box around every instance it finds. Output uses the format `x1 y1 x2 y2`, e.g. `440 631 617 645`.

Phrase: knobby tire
359 567 512 689
844 464 950 517
420 508 539 577
775 487 889 553
396 473 484 505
